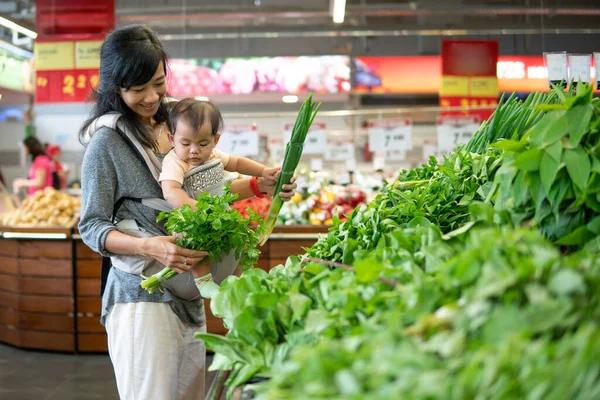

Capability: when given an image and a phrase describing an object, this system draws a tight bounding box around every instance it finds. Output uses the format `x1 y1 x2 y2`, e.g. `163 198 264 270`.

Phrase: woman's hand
257 176 298 201
140 236 208 274
12 178 27 191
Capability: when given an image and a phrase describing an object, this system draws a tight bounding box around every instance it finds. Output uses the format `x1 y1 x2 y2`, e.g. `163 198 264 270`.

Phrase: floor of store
0 343 216 399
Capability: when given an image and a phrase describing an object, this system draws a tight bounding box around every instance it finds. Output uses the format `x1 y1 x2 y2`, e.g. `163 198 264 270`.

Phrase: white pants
106 302 206 400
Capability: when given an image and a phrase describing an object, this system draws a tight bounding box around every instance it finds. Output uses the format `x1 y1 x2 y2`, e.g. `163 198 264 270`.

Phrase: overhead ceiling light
332 0 347 24
282 95 299 103
0 16 37 39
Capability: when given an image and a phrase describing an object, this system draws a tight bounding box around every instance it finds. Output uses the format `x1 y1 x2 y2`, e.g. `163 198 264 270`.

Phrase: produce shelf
0 224 330 353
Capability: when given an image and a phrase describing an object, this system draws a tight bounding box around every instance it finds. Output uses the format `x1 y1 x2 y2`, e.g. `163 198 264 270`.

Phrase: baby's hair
168 98 223 137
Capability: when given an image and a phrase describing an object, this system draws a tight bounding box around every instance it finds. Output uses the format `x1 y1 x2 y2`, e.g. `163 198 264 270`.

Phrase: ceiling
3 0 600 40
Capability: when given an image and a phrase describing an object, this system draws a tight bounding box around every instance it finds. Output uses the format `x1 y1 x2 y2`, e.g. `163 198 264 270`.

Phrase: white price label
311 158 324 172
373 154 385 171
595 53 600 90
368 120 413 152
325 140 354 161
544 52 568 85
268 138 285 165
568 54 592 84
338 173 351 185
345 158 357 172
284 123 326 154
422 140 439 161
218 125 259 156
437 121 479 152
384 149 406 161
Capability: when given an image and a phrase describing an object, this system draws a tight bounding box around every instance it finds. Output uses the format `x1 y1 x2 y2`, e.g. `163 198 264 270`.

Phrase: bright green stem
140 267 178 294
259 195 284 245
393 179 430 189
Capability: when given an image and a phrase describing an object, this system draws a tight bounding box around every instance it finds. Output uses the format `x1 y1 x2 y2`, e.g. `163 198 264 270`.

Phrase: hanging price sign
268 137 285 165
568 54 592 84
544 52 568 88
422 139 440 161
436 116 480 153
217 124 259 156
284 123 327 154
384 149 407 161
368 119 413 152
325 138 354 161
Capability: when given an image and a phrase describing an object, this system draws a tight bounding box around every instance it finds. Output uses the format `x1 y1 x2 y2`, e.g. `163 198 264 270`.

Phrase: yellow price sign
76 41 102 69
63 74 75 97
90 74 99 89
35 42 75 71
77 74 87 89
36 76 49 88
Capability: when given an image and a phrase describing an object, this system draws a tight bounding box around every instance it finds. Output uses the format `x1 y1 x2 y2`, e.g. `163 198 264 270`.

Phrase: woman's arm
12 168 46 190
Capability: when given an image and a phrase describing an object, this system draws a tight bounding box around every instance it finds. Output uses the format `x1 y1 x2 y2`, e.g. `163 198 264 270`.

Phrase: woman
12 136 54 195
46 144 67 189
78 25 296 400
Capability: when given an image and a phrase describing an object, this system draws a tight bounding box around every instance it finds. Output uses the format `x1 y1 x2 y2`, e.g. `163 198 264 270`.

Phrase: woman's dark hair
168 98 224 137
79 24 169 151
23 136 47 162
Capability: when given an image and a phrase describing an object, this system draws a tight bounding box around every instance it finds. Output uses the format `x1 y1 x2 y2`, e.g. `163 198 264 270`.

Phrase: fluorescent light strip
332 0 346 23
2 232 68 240
0 39 34 58
0 16 37 39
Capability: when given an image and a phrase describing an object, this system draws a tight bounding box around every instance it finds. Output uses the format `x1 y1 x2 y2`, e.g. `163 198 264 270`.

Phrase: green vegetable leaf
545 140 563 163
588 216 600 235
563 148 591 191
567 104 593 147
548 269 585 296
492 138 528 152
555 225 595 246
529 110 568 148
539 150 562 194
514 148 543 171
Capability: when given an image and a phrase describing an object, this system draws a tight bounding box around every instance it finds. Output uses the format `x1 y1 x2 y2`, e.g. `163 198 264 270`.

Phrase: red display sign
352 56 594 95
440 40 499 120
34 39 101 103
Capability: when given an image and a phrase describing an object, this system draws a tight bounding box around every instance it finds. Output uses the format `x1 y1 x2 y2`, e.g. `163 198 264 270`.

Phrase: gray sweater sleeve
78 128 120 257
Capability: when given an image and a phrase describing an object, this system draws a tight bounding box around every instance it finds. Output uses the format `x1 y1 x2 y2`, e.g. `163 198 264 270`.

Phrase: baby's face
170 120 217 166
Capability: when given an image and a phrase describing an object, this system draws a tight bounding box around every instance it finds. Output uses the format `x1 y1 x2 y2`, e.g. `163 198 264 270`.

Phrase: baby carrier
86 114 238 299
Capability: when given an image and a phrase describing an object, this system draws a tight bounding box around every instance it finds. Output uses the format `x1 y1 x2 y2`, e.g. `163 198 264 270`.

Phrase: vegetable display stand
0 225 77 352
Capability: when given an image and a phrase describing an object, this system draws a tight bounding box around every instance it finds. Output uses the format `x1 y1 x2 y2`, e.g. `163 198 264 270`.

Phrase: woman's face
119 61 167 122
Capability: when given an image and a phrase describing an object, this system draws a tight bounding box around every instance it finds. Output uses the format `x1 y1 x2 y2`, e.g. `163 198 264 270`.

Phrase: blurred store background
0 0 599 220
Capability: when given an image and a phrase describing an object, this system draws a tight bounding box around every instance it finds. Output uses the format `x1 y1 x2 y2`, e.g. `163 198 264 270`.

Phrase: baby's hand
261 167 280 182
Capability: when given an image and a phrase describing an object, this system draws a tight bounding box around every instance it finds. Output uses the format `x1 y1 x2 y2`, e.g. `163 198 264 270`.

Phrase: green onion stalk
259 94 321 245
140 269 178 294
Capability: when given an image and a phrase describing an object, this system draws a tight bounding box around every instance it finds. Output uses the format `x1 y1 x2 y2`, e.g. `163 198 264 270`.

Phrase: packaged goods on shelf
0 187 81 228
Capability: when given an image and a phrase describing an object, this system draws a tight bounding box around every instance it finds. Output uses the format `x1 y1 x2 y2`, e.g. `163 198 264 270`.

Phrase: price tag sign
284 123 326 154
423 139 439 161
338 173 351 185
437 117 480 152
268 138 285 165
568 54 592 84
368 119 413 152
217 124 259 156
384 149 406 161
325 138 354 161
373 154 385 171
595 53 600 90
544 52 568 88
345 158 357 172
311 158 324 172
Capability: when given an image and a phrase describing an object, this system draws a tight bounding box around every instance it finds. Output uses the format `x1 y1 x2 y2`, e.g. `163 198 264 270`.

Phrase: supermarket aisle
0 343 216 399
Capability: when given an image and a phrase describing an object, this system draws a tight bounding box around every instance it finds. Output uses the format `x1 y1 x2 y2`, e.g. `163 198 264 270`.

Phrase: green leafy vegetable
140 186 264 294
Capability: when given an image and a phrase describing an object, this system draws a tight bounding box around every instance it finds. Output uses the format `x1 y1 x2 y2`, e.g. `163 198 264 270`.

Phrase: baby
159 98 279 298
